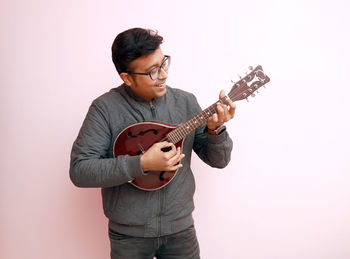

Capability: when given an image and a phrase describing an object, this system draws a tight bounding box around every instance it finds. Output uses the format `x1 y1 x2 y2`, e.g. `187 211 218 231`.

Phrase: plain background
1 0 349 258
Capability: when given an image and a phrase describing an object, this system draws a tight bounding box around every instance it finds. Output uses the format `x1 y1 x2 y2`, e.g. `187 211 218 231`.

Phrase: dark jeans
108 225 200 259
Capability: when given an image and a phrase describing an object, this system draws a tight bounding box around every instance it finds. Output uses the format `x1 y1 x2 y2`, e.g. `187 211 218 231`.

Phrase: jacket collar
123 83 164 105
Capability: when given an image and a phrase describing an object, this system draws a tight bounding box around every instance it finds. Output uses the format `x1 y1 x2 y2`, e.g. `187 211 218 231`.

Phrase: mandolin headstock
228 65 270 102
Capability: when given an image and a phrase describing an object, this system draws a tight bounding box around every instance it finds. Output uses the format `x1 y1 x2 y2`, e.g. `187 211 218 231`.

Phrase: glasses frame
127 55 171 80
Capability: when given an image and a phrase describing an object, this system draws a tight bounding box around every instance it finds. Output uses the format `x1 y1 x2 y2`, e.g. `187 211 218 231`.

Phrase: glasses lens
150 67 159 80
162 56 170 71
149 56 171 80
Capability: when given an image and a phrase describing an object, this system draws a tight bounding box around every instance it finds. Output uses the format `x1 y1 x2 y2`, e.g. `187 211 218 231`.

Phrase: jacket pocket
108 184 157 226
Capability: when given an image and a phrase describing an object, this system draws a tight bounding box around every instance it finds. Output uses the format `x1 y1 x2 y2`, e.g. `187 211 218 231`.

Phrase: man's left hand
206 90 236 131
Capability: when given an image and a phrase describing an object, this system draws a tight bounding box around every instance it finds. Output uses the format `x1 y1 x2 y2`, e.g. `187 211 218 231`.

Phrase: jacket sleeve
191 96 233 168
69 100 143 188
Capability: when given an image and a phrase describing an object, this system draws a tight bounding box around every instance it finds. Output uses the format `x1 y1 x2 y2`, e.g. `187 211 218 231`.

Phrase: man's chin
154 85 167 98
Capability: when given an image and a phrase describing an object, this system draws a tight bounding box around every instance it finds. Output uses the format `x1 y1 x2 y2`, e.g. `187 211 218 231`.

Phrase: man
70 27 236 259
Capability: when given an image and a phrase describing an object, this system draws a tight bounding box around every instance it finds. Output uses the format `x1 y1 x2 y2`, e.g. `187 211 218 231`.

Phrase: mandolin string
167 94 241 144
228 69 260 102
166 67 266 144
167 94 237 144
167 102 219 144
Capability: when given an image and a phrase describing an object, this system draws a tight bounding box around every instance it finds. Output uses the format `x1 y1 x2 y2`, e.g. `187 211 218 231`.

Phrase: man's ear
120 72 133 86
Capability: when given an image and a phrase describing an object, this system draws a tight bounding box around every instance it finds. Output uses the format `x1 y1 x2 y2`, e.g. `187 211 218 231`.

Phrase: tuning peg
245 98 249 102
248 66 253 70
251 93 256 97
238 74 242 79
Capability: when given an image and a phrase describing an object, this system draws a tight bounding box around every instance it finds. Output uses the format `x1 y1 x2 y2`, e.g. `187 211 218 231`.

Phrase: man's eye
150 68 158 75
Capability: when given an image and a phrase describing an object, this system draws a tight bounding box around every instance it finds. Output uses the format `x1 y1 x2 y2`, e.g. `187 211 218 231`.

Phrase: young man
70 28 236 259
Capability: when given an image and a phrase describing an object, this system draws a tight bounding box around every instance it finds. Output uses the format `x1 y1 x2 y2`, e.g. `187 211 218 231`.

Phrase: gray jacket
70 84 233 237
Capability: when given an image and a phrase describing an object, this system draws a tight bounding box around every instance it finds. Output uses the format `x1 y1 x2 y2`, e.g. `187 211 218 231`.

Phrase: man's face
122 48 168 102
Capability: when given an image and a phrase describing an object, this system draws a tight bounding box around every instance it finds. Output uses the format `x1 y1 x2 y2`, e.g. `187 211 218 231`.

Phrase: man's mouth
155 83 166 88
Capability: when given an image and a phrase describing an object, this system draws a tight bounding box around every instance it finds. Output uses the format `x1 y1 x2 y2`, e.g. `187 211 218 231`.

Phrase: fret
167 132 175 144
166 101 222 144
167 66 271 145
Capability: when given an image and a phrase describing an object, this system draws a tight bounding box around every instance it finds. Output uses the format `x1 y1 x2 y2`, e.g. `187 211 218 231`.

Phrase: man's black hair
111 28 164 74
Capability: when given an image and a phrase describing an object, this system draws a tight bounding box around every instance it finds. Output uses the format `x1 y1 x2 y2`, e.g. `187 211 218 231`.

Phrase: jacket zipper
158 190 162 237
158 188 165 237
150 100 156 119
150 99 161 236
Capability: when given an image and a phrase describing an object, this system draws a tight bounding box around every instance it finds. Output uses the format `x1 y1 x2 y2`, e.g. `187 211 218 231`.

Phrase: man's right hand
140 142 185 172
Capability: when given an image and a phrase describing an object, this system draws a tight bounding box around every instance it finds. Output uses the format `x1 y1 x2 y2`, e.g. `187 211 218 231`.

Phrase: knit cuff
126 155 145 179
206 128 228 144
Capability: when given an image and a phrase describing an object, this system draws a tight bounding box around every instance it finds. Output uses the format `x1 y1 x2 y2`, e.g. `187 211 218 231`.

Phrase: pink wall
1 0 350 258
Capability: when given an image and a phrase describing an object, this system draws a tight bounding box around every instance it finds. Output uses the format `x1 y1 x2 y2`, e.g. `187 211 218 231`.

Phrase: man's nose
158 67 168 80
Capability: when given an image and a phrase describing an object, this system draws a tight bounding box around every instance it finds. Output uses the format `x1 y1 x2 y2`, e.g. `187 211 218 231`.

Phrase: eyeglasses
128 55 171 80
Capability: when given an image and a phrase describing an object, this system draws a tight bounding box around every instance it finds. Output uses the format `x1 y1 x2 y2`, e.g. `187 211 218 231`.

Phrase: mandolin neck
165 65 270 144
166 97 228 144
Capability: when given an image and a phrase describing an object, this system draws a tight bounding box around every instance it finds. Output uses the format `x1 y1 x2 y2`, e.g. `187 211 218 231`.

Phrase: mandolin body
113 121 183 191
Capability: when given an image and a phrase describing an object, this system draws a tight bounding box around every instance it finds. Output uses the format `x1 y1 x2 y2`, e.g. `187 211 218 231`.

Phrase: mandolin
113 65 270 191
